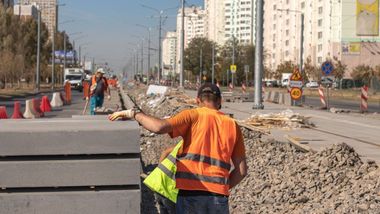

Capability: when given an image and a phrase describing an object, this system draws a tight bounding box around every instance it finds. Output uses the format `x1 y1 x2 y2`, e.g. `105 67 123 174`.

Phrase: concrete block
146 85 168 96
0 159 140 188
0 190 140 214
278 93 285 105
272 92 280 103
264 91 271 102
284 94 292 106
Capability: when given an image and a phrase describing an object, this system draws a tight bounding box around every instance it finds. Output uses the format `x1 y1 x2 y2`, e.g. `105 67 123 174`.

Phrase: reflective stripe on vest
157 157 176 180
177 153 231 171
176 171 229 185
143 141 183 203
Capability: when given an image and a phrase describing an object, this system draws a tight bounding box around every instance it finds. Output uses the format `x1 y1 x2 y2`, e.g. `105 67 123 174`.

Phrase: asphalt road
304 96 380 113
0 90 85 118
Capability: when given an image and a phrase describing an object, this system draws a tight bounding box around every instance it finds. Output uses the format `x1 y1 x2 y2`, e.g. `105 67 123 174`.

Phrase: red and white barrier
241 83 247 93
318 86 327 109
361 86 369 112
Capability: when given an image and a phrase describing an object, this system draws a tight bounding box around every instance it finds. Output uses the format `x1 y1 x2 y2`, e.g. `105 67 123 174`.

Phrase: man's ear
196 97 201 105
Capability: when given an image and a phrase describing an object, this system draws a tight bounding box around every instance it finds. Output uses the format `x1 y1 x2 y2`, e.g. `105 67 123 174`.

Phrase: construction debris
124 85 380 214
241 109 314 130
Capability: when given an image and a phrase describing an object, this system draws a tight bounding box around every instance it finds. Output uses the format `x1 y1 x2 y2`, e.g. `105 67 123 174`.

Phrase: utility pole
51 6 57 89
232 36 235 88
158 13 163 84
300 13 305 73
36 10 41 92
253 0 264 109
212 43 215 84
180 0 185 88
199 48 202 85
63 32 67 72
141 39 144 76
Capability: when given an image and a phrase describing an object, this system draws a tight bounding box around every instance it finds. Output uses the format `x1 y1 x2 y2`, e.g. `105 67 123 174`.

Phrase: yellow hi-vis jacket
143 141 183 203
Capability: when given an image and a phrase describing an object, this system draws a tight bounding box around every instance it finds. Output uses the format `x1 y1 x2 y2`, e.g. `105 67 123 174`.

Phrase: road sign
290 87 303 100
290 68 302 81
290 81 303 88
230 65 237 74
321 61 334 76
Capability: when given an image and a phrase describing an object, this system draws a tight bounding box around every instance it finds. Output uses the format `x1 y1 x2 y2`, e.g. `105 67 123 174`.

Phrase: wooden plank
285 135 314 153
0 159 140 188
0 190 140 214
0 130 140 156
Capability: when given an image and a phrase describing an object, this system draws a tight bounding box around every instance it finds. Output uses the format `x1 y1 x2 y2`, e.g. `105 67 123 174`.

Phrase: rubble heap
126 86 380 214
241 109 314 130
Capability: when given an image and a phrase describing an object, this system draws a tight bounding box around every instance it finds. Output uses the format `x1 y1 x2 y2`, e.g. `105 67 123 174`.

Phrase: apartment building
176 6 206 74
20 0 57 38
264 0 380 74
162 31 177 77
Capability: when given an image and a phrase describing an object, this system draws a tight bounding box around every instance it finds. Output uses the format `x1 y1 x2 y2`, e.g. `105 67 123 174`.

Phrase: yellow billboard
357 0 379 36
342 42 362 55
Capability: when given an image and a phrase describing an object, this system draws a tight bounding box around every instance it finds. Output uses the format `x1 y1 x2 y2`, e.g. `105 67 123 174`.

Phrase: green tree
303 57 319 82
333 57 347 80
274 61 296 80
184 37 215 83
351 65 378 88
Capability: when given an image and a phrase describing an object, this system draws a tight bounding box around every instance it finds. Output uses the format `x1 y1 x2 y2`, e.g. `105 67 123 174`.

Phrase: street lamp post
180 0 185 88
212 43 215 84
136 24 152 78
253 0 264 109
36 10 41 92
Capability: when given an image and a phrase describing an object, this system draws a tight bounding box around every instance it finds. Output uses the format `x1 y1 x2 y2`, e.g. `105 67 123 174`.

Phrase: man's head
197 83 222 110
96 69 105 78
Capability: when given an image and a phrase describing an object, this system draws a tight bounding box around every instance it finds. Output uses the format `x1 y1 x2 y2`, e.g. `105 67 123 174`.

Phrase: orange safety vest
175 108 238 196
91 76 108 95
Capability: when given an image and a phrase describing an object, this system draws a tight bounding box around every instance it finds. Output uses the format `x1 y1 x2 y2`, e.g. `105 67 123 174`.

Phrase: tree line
184 37 379 89
0 4 73 89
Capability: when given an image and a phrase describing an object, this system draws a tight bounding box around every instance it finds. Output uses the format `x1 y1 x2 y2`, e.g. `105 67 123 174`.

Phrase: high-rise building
20 0 57 38
204 0 225 45
14 3 38 20
205 0 256 45
1 0 14 8
162 31 177 77
223 0 256 45
176 6 206 74
264 0 380 75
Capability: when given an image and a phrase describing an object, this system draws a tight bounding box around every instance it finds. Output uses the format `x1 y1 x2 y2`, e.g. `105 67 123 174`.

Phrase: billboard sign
357 0 379 36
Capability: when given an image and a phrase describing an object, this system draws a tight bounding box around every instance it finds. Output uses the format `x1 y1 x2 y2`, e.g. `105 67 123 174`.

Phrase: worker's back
170 107 240 196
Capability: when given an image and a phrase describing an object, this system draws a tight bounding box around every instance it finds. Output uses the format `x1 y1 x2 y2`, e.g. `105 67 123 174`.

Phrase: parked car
306 81 319 88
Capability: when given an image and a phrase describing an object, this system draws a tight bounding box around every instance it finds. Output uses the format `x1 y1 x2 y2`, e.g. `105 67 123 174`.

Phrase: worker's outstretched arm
135 113 172 134
229 155 248 189
109 110 172 134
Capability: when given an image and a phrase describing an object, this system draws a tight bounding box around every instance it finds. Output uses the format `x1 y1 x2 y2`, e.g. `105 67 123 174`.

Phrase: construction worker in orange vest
88 69 111 115
109 83 248 214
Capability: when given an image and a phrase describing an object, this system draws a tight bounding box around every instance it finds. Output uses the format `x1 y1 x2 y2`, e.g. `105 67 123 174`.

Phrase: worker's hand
86 97 89 101
108 109 135 121
107 95 111 100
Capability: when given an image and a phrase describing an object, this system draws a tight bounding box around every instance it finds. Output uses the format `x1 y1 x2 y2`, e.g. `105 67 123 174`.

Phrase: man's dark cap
197 83 221 98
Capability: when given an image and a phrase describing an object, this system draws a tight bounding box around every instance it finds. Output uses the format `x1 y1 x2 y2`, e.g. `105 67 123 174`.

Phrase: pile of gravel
230 130 380 213
126 86 380 214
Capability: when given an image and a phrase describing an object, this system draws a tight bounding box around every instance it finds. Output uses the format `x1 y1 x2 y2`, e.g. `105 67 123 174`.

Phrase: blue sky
59 0 203 73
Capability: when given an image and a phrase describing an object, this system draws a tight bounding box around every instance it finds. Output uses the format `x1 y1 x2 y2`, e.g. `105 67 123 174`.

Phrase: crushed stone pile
125 86 380 214
230 134 380 213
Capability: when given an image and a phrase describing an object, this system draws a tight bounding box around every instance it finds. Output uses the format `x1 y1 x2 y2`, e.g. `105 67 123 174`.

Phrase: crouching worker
109 83 248 214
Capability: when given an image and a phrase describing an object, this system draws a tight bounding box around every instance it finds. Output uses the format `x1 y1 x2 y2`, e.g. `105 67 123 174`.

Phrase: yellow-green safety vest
143 141 183 203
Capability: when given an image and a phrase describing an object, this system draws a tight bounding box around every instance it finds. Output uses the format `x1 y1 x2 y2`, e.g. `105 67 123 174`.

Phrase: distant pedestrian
109 83 247 214
88 69 111 115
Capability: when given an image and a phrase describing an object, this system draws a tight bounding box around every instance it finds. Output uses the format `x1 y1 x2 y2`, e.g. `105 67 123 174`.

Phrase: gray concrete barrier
264 91 271 102
0 119 141 214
